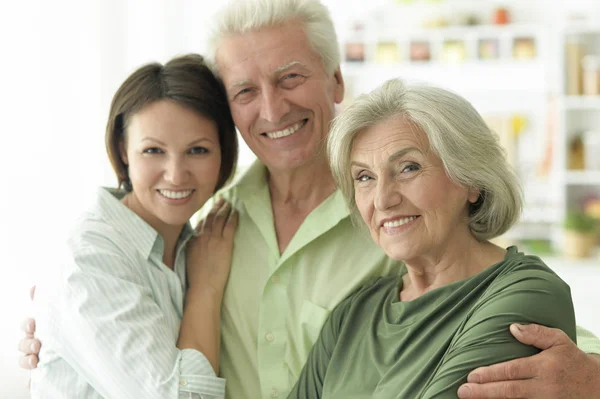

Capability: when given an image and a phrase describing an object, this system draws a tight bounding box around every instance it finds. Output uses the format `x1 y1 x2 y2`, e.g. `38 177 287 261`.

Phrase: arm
178 199 237 374
457 324 600 399
34 245 222 399
419 269 577 398
34 200 237 399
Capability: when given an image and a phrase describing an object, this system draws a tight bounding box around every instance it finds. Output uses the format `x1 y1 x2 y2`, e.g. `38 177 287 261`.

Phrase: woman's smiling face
350 116 479 262
121 100 222 233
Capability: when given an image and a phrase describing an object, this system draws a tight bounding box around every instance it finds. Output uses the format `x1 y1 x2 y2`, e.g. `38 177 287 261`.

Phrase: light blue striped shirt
31 187 225 399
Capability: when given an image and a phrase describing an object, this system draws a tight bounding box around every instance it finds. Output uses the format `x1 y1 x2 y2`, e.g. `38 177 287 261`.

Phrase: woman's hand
186 198 238 298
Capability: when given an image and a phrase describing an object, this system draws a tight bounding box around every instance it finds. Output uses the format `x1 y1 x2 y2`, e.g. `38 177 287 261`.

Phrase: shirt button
271 390 280 398
271 275 280 284
265 332 275 342
180 379 188 386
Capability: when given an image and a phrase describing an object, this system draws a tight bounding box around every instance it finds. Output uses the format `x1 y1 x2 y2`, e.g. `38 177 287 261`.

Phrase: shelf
396 24 544 38
563 24 600 35
565 171 600 185
563 96 600 110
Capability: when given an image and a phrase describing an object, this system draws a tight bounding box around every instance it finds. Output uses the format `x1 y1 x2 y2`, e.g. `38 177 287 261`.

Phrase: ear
332 67 345 105
119 140 128 166
468 188 480 204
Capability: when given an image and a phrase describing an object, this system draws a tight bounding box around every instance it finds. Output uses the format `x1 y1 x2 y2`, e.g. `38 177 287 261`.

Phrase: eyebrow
141 137 215 146
227 61 309 91
351 147 421 168
272 61 308 74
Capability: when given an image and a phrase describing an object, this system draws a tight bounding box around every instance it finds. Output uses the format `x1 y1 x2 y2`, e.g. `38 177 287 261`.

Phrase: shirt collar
93 187 195 260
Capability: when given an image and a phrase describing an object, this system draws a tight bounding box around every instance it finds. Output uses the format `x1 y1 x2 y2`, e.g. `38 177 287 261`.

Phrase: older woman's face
350 117 479 262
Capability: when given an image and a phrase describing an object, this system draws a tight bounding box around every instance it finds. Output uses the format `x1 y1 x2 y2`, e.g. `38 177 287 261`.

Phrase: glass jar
582 55 600 95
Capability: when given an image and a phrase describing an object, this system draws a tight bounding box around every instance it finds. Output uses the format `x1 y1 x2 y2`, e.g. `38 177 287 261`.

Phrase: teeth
265 120 305 139
159 189 193 199
383 216 417 228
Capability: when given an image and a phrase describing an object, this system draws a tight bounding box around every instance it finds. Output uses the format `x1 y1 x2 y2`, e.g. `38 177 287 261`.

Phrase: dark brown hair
106 54 237 192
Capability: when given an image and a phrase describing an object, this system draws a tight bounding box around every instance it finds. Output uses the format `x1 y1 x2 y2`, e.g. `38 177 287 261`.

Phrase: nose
260 86 291 123
164 156 189 186
374 175 402 211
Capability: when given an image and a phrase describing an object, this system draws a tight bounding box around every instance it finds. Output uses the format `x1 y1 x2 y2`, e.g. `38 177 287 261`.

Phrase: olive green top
288 247 577 398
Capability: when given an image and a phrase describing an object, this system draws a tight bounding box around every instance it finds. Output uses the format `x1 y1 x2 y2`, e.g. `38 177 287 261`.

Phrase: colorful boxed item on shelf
441 40 467 63
513 37 536 59
478 38 499 60
345 42 365 62
376 41 400 63
410 41 431 62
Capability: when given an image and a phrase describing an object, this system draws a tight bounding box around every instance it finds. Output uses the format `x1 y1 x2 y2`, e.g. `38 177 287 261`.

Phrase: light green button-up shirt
215 161 600 399
216 161 402 399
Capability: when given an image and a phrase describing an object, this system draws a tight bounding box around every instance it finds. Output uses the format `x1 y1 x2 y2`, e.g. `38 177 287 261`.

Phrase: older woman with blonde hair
288 78 577 398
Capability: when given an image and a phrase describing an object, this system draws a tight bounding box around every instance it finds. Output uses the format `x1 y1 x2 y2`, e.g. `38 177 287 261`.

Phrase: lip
260 118 308 139
379 215 420 234
156 189 195 205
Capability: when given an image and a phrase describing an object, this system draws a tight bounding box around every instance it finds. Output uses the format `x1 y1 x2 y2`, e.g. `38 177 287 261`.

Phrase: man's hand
457 323 600 399
18 285 41 370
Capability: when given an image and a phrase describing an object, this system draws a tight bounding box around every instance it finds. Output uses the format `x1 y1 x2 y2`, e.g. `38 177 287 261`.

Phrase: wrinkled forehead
214 24 323 84
351 117 429 155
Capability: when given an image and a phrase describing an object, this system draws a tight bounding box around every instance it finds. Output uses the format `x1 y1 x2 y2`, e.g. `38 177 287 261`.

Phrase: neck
160 225 185 269
267 155 336 208
400 230 505 302
122 193 184 270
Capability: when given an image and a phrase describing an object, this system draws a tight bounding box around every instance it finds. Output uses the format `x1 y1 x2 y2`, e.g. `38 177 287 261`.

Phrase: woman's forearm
177 287 223 374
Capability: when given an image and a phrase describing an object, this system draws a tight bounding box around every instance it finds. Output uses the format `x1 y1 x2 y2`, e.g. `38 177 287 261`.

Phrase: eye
355 174 373 183
401 163 420 173
281 73 306 88
189 146 209 155
143 147 163 154
235 87 254 99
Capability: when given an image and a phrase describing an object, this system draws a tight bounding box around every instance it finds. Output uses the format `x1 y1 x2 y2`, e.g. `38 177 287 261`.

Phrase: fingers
18 354 39 370
30 285 36 301
223 206 239 239
198 197 236 237
20 318 35 336
509 323 569 351
19 338 40 355
467 357 537 385
196 197 225 235
458 380 536 399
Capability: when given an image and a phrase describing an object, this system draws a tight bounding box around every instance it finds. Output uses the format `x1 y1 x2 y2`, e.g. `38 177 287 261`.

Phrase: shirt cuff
576 325 600 355
179 349 226 397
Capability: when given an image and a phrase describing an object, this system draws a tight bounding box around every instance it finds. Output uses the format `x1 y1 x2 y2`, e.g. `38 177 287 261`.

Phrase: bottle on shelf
582 55 600 96
566 36 584 95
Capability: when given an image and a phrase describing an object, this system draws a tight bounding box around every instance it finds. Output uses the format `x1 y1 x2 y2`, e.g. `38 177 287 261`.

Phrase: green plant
563 210 597 233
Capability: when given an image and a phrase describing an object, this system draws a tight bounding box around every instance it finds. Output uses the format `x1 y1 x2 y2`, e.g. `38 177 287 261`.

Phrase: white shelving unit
555 25 600 253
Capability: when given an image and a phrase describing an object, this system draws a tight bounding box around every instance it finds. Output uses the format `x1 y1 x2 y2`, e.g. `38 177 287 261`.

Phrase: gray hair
328 78 523 241
207 0 340 75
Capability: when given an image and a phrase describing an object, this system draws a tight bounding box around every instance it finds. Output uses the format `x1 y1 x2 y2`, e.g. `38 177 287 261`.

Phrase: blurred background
1 0 599 397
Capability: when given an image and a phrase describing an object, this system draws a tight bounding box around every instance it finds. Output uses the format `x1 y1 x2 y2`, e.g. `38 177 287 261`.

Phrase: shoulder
470 248 576 340
491 249 569 294
63 211 139 278
69 212 129 256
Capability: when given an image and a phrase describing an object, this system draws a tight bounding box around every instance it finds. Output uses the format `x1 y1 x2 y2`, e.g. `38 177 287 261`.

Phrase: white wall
1 1 598 398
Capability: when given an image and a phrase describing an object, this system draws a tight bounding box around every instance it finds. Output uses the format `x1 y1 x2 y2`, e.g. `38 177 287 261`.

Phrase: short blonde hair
328 78 522 241
208 0 340 76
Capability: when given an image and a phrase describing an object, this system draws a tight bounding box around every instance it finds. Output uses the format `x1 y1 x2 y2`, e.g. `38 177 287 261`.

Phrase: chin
382 244 414 262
